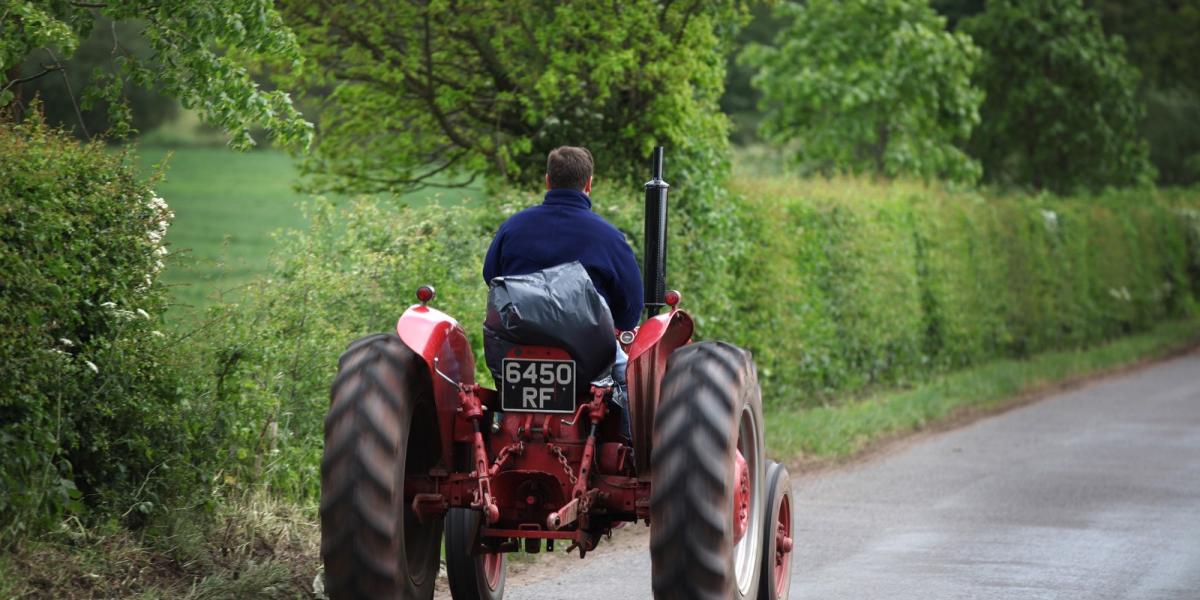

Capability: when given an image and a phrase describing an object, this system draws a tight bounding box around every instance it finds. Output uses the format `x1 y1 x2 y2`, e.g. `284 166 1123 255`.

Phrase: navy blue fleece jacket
483 188 644 330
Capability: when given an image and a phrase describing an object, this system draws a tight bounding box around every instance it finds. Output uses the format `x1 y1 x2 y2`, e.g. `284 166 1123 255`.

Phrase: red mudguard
396 304 479 470
625 308 694 479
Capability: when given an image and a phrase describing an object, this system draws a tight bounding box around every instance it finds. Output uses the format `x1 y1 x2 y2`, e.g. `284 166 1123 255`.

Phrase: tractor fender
626 309 694 479
396 304 479 467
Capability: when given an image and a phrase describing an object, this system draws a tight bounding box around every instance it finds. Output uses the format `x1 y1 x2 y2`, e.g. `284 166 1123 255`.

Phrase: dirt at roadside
433 522 652 598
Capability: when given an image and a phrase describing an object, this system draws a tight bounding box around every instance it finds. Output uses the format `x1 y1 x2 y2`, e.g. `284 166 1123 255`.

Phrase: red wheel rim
733 450 751 543
774 493 793 597
483 551 503 590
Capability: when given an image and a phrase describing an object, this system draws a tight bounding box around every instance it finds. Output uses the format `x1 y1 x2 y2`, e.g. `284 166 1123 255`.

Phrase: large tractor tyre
758 461 794 600
445 508 507 600
321 333 444 600
650 341 766 600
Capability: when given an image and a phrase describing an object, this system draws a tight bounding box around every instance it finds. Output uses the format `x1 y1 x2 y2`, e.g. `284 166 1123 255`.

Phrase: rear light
664 290 681 309
416 285 436 305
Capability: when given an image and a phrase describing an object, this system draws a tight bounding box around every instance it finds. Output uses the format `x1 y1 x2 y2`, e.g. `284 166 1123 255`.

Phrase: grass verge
765 318 1200 462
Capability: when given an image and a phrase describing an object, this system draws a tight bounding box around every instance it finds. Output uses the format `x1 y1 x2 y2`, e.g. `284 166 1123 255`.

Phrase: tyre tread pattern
445 507 506 600
650 341 760 600
759 461 792 600
321 334 439 600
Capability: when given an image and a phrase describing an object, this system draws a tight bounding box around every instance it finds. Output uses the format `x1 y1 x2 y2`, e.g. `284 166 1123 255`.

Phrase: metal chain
551 445 578 485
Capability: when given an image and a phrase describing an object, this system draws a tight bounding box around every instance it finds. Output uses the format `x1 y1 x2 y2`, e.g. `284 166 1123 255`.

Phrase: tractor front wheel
445 507 507 600
650 341 766 600
320 334 443 599
759 461 794 600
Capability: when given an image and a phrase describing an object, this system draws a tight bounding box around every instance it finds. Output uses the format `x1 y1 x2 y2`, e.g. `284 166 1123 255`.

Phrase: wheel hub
483 550 503 589
733 450 750 543
774 493 793 596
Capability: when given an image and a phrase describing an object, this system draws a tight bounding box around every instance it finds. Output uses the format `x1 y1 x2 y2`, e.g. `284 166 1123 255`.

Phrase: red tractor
320 149 794 600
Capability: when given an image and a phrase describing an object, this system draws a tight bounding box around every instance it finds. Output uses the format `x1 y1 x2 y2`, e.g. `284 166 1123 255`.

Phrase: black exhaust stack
643 146 669 317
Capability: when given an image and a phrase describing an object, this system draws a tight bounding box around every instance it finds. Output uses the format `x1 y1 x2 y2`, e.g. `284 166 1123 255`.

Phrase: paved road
501 351 1200 600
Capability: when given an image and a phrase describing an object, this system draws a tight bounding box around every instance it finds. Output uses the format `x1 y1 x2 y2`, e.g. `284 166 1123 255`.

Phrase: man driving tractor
482 146 643 329
322 145 792 600
482 145 643 437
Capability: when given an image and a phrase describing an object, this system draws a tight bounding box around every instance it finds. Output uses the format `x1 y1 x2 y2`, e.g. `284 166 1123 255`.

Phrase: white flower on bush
58 338 74 347
84 360 99 374
138 192 174 293
1040 209 1058 232
1108 287 1132 302
100 301 138 321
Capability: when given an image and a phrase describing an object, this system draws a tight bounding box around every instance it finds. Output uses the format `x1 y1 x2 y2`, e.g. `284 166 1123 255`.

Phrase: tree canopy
1 0 311 148
962 0 1154 192
744 0 983 183
278 0 748 193
1093 0 1200 94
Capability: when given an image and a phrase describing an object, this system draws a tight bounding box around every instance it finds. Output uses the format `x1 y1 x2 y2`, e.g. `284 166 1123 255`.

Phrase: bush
0 116 193 543
188 197 495 499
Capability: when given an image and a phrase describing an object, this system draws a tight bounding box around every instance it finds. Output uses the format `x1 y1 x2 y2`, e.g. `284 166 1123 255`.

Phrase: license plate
500 358 576 413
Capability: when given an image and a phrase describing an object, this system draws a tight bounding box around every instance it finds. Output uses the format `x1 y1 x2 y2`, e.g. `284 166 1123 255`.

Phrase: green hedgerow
0 115 197 543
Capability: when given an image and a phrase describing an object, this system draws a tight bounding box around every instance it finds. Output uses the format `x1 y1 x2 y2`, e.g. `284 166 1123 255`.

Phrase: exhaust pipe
642 146 669 317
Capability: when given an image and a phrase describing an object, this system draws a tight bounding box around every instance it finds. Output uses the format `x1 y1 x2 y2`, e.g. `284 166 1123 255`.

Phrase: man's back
483 187 643 330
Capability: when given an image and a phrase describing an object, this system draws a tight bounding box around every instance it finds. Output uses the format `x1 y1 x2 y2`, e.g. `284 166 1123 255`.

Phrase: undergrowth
0 494 319 599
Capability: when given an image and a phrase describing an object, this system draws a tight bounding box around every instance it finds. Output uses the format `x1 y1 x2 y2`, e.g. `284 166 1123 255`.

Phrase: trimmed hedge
0 118 192 543
726 178 1199 405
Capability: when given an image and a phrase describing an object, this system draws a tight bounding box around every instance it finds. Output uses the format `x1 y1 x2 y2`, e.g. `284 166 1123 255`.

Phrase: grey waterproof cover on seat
483 261 616 386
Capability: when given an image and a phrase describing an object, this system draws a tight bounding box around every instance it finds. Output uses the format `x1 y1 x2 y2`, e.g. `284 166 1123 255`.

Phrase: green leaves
744 0 983 183
961 0 1155 192
730 176 1200 406
277 0 747 194
1 0 312 149
0 116 192 543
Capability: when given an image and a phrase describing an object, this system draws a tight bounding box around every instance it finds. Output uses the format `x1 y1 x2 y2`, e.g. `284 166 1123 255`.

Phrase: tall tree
12 16 178 140
719 3 788 145
277 1 748 193
1091 0 1200 94
744 0 984 183
0 1 311 148
962 0 1154 192
1092 0 1200 185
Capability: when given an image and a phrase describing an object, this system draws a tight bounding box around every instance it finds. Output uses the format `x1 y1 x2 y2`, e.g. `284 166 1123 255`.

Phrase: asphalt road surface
498 350 1200 600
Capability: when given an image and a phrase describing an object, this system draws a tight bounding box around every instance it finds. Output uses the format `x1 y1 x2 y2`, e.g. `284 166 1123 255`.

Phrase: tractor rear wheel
650 341 766 600
759 461 794 600
445 508 507 600
320 334 443 599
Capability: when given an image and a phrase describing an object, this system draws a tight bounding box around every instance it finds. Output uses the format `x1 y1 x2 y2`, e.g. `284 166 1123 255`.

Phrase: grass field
135 147 309 313
133 145 483 318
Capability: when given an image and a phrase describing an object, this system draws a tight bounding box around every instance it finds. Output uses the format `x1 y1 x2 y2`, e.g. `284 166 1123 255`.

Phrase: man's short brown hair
546 146 594 191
